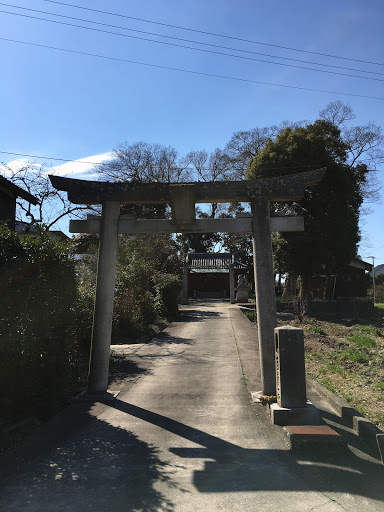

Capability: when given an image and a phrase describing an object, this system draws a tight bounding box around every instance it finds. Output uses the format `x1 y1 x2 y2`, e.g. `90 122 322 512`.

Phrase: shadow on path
2 399 383 511
108 399 384 500
109 358 152 386
175 309 221 323
153 331 195 345
0 407 185 512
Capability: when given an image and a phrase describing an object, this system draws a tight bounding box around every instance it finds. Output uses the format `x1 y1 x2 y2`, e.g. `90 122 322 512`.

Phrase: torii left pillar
87 201 120 396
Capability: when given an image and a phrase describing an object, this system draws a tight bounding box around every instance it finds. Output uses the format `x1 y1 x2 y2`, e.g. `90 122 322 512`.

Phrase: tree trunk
299 272 312 315
325 274 334 301
283 273 298 298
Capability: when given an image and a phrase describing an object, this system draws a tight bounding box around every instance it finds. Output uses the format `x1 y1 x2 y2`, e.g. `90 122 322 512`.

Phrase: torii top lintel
49 167 326 205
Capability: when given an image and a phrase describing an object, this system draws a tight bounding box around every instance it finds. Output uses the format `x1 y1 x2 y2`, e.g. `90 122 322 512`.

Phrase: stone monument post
270 325 320 425
236 275 249 303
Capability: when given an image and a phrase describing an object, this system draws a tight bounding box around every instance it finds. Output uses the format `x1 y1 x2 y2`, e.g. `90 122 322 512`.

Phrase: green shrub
0 225 89 418
153 272 180 318
74 235 183 337
114 258 157 333
371 283 384 303
0 227 182 422
243 310 257 323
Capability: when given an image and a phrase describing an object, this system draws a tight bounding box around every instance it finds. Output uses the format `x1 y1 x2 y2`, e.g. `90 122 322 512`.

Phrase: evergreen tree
246 120 368 304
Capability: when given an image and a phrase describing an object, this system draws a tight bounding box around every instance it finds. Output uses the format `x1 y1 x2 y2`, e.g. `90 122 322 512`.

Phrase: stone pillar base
269 401 320 426
73 390 120 402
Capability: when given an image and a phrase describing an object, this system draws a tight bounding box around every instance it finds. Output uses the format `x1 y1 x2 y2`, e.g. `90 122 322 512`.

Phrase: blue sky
1 0 383 264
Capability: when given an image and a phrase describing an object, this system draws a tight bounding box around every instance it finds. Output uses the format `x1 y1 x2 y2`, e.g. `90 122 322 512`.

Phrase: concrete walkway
1 301 383 511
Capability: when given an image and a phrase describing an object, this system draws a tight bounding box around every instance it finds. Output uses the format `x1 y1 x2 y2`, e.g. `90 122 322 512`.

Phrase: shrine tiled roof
186 253 247 270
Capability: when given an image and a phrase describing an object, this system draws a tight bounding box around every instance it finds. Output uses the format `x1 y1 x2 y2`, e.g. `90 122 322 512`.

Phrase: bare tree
185 149 208 180
97 141 191 183
0 163 94 230
345 123 383 205
318 101 383 209
319 100 355 127
223 127 277 179
319 101 383 169
222 122 308 179
343 122 384 168
186 148 233 217
186 148 232 182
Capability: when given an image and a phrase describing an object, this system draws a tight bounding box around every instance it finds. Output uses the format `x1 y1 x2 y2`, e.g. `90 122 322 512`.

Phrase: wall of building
188 270 243 298
335 266 370 298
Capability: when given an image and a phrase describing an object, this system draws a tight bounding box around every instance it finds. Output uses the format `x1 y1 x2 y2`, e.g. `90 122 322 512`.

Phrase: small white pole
371 256 376 304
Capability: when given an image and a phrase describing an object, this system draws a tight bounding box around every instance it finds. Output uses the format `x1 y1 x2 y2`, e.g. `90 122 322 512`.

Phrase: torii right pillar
251 197 278 396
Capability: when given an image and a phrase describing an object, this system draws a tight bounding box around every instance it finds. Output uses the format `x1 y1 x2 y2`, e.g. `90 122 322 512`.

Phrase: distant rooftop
0 175 39 205
15 221 69 241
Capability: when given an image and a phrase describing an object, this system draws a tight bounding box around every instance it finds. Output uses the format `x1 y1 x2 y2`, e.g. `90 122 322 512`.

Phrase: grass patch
338 348 369 364
309 325 326 336
275 302 384 429
317 376 337 394
354 325 381 337
298 305 383 429
373 381 384 392
347 333 377 348
276 296 299 303
326 363 347 377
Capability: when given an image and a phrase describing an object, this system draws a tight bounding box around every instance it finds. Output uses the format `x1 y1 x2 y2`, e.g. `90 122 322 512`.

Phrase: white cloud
1 152 115 180
0 158 41 176
50 152 114 178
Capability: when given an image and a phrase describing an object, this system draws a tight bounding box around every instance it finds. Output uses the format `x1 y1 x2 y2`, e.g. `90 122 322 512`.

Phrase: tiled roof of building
348 258 373 272
186 253 247 270
0 175 39 205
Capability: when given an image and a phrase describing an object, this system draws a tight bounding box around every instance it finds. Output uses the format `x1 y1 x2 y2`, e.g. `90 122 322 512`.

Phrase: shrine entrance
50 168 325 398
183 253 247 301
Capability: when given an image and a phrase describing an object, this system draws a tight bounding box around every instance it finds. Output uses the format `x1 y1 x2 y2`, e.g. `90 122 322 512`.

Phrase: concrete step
283 425 347 452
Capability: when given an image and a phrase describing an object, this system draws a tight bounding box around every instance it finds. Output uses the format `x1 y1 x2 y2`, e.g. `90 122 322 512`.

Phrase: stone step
283 425 347 452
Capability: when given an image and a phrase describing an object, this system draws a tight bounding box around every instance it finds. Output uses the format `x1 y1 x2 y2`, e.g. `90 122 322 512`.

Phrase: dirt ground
278 305 384 430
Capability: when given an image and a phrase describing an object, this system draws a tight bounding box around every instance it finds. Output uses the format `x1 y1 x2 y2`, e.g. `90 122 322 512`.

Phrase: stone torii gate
50 168 325 399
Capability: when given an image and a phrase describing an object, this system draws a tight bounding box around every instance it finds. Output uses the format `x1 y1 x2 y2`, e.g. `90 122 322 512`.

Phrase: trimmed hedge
0 225 90 420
